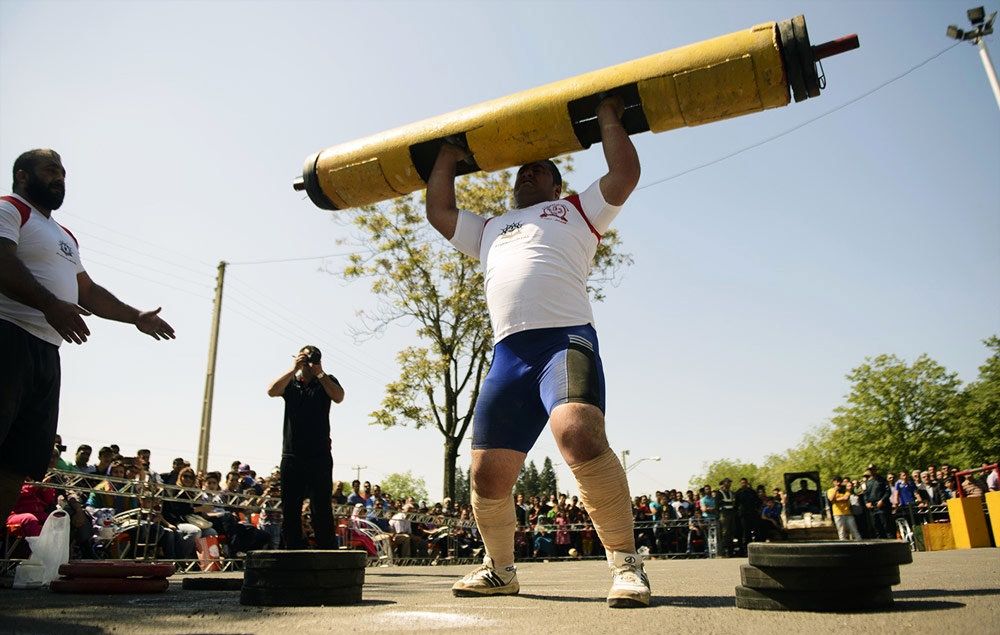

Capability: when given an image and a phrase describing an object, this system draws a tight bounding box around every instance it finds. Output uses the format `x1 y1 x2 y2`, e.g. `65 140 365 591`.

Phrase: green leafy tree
517 460 541 498
691 341 999 494
455 465 472 504
342 160 632 499
828 354 963 473
955 336 1000 464
380 471 428 502
539 457 558 498
688 458 764 491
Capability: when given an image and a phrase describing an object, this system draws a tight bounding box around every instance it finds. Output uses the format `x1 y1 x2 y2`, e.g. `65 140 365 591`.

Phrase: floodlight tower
947 6 1000 109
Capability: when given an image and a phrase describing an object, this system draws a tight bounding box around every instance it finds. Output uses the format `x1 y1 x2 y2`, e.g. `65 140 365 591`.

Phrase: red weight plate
59 561 176 579
50 577 170 594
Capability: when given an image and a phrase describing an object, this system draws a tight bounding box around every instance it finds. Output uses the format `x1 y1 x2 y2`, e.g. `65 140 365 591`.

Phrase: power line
84 257 212 300
83 246 212 290
59 210 214 268
225 273 395 378
220 303 386 384
228 251 357 266
221 293 388 384
69 226 212 279
81 240 393 382
636 42 962 191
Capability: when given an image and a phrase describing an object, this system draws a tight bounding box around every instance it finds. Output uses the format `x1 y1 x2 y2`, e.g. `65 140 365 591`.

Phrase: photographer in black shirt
267 345 344 549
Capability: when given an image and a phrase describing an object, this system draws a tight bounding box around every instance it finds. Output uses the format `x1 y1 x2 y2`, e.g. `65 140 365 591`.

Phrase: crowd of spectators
5 437 998 563
826 462 999 541
4 439 489 564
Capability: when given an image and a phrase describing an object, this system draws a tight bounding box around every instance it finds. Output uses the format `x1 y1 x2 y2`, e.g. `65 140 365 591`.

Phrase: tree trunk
443 436 459 500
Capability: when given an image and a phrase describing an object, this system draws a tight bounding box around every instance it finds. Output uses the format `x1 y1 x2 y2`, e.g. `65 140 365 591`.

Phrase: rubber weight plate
239 585 363 607
244 568 365 590
748 540 912 568
182 576 244 591
50 577 170 594
244 549 368 571
735 585 893 612
740 564 900 591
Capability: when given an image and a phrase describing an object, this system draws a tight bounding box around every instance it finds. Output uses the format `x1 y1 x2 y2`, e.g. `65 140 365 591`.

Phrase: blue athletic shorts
472 324 606 453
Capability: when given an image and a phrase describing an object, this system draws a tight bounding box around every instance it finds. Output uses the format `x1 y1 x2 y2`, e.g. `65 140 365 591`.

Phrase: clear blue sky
2 0 997 498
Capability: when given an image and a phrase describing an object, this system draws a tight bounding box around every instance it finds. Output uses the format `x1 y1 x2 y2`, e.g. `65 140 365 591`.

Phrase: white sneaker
606 551 651 608
451 556 519 597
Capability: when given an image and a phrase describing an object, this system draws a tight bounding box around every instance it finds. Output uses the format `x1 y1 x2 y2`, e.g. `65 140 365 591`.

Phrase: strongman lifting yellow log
294 15 858 211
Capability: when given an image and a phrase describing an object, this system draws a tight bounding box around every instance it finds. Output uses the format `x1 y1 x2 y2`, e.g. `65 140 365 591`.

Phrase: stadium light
947 6 1000 109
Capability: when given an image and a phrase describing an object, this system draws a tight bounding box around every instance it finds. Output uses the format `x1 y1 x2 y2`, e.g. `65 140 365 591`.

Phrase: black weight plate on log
182 576 244 591
735 585 893 612
740 564 900 591
244 568 365 589
792 15 820 98
748 540 912 568
240 585 362 607
777 19 807 103
244 549 368 571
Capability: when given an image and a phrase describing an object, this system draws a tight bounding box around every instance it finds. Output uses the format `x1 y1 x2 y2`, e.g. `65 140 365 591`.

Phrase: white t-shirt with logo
449 180 621 344
0 194 85 346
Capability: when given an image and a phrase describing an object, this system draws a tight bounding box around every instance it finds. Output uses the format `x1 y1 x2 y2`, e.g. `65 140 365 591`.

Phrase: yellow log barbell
295 15 858 210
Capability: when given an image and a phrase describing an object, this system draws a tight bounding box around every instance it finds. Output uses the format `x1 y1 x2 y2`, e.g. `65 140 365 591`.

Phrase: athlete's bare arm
426 144 470 240
596 96 641 206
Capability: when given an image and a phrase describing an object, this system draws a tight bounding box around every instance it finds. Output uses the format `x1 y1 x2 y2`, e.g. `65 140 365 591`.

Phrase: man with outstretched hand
0 148 175 521
426 96 648 607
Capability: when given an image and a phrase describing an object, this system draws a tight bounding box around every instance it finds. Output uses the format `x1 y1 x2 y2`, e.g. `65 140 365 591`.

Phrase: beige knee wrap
570 448 635 555
471 491 516 569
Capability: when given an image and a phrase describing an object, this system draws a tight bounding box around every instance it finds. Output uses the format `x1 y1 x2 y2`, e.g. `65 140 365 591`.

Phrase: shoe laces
464 564 495 581
612 563 647 587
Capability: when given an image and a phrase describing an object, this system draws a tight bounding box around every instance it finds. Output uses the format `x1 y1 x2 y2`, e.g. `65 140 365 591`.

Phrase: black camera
305 347 322 364
55 443 67 452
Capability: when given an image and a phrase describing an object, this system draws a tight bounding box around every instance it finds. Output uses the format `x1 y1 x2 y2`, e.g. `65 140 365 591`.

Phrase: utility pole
196 261 226 474
351 464 368 482
948 6 1000 110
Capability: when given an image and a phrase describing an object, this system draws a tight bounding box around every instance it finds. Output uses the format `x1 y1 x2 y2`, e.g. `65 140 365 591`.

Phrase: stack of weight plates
51 561 175 594
240 550 367 606
736 540 913 611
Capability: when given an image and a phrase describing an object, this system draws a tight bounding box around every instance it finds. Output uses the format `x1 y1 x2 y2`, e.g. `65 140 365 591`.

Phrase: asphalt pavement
1 549 997 634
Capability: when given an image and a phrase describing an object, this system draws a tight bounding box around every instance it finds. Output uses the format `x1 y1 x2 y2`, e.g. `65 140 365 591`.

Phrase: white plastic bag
12 561 45 589
24 509 70 585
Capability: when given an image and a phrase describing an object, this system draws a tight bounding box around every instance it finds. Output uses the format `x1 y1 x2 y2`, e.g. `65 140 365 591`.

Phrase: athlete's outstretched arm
596 96 640 206
425 144 469 240
77 271 175 340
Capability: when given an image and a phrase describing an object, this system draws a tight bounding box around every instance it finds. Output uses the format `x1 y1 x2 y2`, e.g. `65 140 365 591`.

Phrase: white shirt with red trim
449 179 621 344
0 193 85 346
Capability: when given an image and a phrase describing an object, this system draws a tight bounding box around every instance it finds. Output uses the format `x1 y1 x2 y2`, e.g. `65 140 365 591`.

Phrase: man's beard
24 174 65 210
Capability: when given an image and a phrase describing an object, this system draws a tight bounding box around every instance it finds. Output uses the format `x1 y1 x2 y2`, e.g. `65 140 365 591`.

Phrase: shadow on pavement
891 600 966 612
368 573 462 579
517 593 606 603
654 595 734 608
895 588 1000 599
2 616 104 634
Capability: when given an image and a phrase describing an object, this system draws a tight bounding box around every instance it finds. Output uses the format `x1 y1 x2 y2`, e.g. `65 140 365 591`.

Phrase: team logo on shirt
58 240 76 261
499 222 522 236
539 202 569 224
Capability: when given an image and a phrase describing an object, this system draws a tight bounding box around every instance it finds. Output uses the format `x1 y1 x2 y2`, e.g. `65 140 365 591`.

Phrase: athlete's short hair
12 149 61 188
